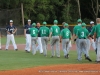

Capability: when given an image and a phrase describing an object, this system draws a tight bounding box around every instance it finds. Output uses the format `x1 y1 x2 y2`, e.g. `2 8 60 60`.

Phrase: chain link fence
0 8 21 27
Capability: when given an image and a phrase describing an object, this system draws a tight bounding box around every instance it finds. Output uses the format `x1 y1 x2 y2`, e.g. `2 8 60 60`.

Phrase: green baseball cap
32 23 36 26
81 23 86 26
54 20 58 24
42 21 47 25
77 19 82 23
64 23 68 27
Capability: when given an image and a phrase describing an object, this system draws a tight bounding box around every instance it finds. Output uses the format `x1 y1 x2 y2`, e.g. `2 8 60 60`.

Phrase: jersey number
66 31 69 36
81 32 84 37
56 28 58 33
33 30 35 34
42 30 46 34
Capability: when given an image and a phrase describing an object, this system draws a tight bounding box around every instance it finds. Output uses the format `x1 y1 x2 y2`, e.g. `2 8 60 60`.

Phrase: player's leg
25 34 30 52
83 39 92 61
11 34 17 50
55 36 60 58
5 35 11 50
41 37 45 56
91 39 96 50
69 40 72 48
62 39 67 58
36 37 43 53
28 35 31 52
66 39 70 58
51 37 56 57
32 38 36 55
77 39 82 61
96 37 100 62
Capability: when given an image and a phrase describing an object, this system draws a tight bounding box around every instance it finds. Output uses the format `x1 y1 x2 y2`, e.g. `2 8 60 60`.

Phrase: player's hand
12 32 15 34
48 37 50 41
60 40 62 43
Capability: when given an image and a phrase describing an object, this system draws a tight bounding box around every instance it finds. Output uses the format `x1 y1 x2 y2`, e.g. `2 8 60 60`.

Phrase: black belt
79 38 86 39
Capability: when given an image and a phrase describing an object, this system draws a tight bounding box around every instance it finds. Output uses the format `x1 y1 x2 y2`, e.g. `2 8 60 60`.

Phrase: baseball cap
90 21 94 24
10 20 13 22
81 23 86 26
77 19 82 23
64 23 68 27
32 23 36 26
28 19 31 22
54 20 58 24
43 21 47 25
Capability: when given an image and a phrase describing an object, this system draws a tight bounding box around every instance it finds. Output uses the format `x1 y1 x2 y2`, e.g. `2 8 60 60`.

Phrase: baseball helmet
54 20 58 24
77 19 82 23
32 23 36 26
64 23 69 27
43 21 47 25
81 23 86 26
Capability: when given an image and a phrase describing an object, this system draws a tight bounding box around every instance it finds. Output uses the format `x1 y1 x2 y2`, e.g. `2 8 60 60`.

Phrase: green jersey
61 28 71 39
39 26 50 37
76 28 89 39
73 25 82 35
50 25 60 36
29 27 38 37
94 24 100 38
90 25 96 36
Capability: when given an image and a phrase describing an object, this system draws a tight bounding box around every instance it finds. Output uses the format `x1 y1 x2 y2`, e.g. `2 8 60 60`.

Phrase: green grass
1 36 25 45
0 50 96 71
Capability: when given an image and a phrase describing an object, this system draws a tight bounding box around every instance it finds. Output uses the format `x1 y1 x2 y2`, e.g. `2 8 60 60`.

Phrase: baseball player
49 20 60 58
89 21 98 54
87 21 96 52
24 19 32 53
36 22 43 54
60 23 72 58
5 20 18 50
39 22 50 56
29 23 38 55
94 18 100 63
62 22 72 48
76 23 92 61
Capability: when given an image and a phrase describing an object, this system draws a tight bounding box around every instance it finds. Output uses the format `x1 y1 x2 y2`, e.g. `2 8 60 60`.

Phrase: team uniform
76 23 92 61
24 24 32 52
5 25 17 50
94 24 100 62
60 23 71 58
36 27 43 54
87 25 96 51
50 24 60 57
90 25 97 52
29 23 38 55
39 22 50 56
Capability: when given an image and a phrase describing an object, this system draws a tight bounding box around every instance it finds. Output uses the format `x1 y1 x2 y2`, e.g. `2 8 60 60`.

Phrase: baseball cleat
84 54 87 60
86 57 92 62
96 61 100 64
15 49 18 51
50 56 54 58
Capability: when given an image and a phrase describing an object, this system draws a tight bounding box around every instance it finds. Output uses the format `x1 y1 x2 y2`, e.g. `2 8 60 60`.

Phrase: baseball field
0 36 100 75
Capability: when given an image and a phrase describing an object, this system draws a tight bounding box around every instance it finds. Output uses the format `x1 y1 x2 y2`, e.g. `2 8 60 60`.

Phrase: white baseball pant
36 37 43 53
51 36 60 57
5 34 17 50
31 37 37 55
62 39 70 56
97 37 100 61
25 34 31 52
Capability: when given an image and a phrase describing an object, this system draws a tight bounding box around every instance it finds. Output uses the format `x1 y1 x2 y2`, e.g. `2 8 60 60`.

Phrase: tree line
0 0 100 25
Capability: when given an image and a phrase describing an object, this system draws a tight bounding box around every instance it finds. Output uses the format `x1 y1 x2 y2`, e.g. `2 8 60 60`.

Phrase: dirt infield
0 64 100 75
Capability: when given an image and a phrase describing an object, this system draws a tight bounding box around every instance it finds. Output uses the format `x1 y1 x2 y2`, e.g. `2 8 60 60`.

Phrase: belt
79 38 86 39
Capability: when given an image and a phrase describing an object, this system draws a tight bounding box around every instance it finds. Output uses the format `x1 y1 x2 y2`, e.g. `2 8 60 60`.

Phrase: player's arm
60 30 63 43
6 27 11 35
24 25 27 37
13 27 17 34
48 27 52 41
